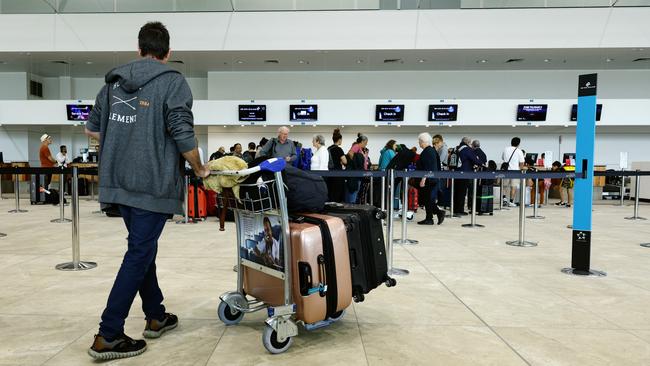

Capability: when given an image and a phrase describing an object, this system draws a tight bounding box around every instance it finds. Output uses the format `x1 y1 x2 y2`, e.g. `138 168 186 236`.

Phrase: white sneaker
506 201 517 207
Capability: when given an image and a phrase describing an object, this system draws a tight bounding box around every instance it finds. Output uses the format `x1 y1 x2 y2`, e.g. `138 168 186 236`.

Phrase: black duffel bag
239 157 327 213
284 165 327 212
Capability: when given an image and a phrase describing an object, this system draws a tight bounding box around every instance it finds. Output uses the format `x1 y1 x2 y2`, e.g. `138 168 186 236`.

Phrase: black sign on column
570 230 592 275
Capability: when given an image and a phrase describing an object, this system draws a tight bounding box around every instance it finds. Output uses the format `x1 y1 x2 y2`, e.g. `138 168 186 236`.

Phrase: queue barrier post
496 178 507 211
0 172 4 200
55 166 97 271
625 172 646 220
462 178 484 228
447 178 459 218
527 178 545 219
176 175 193 224
51 172 71 223
369 176 374 206
386 169 409 276
506 176 538 247
8 173 27 213
619 172 626 206
393 171 418 245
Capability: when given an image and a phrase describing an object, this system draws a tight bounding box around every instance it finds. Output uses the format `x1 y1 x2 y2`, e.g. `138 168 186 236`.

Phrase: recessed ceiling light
606 58 614 62
290 125 294 127
418 59 426 63
298 60 306 64
374 124 378 127
263 124 267 127
477 59 488 64
223 125 227 128
544 59 551 63
564 124 569 128
512 124 517 127
236 60 244 64
397 125 401 128
356 59 364 64
535 124 540 128
425 124 430 127
85 61 93 65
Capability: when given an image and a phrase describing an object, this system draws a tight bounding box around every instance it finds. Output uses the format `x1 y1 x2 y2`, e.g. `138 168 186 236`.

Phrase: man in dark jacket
453 137 486 215
84 22 209 360
386 144 416 212
416 133 445 225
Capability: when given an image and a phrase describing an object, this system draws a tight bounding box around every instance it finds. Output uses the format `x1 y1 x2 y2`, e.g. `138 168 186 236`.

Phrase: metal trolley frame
212 159 299 354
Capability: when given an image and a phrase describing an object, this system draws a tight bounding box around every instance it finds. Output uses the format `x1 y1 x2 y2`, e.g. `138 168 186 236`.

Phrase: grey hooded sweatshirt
86 58 196 215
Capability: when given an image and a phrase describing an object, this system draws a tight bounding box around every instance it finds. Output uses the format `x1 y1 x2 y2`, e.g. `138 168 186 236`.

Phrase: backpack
448 146 466 169
300 148 312 171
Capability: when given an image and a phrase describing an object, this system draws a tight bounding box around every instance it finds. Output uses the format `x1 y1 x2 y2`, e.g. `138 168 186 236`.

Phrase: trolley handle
209 158 286 177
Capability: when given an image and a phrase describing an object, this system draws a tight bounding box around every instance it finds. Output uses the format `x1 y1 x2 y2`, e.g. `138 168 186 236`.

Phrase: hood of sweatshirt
105 58 179 93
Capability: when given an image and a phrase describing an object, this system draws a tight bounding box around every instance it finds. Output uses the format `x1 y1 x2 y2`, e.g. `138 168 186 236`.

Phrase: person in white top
501 137 526 207
56 145 71 167
310 134 330 171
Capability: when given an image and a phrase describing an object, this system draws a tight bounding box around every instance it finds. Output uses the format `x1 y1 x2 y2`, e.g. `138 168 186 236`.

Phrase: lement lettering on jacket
109 94 138 124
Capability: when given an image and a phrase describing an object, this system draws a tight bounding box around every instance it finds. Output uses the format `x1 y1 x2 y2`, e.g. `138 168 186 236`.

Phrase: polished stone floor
0 195 649 365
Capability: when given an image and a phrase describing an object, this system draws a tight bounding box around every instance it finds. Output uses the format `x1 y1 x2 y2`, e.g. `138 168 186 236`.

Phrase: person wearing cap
39 134 56 188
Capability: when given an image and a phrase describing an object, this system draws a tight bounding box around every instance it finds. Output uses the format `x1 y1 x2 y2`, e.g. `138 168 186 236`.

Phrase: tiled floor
0 196 649 365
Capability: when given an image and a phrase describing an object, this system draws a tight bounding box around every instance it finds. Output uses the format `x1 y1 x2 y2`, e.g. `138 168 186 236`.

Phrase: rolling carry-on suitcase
478 183 494 215
243 214 352 325
30 174 47 204
188 179 207 221
322 203 396 302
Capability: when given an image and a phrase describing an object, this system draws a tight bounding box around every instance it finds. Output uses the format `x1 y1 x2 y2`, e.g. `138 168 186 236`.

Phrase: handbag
501 148 518 171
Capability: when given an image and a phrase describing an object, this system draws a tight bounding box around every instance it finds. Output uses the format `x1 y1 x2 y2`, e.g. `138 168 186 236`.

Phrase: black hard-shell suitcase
477 184 494 215
323 203 396 302
30 174 47 204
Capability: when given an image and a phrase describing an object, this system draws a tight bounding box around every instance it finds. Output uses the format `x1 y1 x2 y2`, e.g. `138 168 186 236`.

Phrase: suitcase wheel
263 324 294 354
385 277 397 288
328 310 346 322
217 301 244 326
353 293 365 303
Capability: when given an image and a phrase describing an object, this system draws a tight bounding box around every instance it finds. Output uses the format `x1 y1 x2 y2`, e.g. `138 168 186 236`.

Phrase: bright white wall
208 70 650 100
71 78 105 100
0 72 27 99
1 8 649 52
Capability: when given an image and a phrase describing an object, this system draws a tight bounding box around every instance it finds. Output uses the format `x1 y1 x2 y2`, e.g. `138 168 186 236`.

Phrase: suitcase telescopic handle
317 254 328 297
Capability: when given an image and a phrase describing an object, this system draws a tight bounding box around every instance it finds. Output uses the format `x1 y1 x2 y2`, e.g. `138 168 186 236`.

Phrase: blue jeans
345 180 360 204
99 205 168 339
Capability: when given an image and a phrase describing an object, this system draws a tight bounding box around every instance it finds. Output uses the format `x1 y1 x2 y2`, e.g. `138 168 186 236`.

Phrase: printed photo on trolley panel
240 213 284 272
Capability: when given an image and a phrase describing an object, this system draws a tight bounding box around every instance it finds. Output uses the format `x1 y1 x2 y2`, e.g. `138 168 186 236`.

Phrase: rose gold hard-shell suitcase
243 214 352 324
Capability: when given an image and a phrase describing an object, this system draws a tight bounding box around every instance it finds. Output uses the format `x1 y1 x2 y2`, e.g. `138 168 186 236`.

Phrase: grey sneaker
143 313 178 339
88 333 147 360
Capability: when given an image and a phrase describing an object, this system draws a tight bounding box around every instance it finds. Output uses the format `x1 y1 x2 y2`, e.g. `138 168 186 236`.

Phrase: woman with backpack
379 140 397 171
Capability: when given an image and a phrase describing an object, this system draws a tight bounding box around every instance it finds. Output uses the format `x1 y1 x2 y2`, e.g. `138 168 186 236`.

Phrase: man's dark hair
248 142 256 150
511 137 521 147
138 22 170 60
229 146 234 152
552 161 562 168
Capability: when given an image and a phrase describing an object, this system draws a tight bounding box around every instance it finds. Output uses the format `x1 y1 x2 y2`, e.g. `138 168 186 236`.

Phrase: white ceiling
0 48 648 78
1 0 649 13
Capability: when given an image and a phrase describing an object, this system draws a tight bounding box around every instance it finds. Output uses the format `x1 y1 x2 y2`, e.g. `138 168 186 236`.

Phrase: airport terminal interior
1 1 650 365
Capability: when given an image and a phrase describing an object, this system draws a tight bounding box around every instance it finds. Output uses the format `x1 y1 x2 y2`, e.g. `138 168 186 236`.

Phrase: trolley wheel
353 293 365 303
262 324 293 354
218 301 244 326
328 310 346 322
385 278 397 287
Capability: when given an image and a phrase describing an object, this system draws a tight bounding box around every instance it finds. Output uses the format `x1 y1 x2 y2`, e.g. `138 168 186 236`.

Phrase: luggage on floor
243 214 352 324
477 183 494 215
407 186 419 212
188 179 207 220
30 174 47 204
322 203 395 302
206 189 218 216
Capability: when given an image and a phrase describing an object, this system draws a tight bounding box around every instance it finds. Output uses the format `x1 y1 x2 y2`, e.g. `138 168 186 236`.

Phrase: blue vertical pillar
568 73 603 276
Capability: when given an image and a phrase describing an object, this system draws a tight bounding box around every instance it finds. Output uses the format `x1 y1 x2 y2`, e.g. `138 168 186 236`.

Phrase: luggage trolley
212 158 299 354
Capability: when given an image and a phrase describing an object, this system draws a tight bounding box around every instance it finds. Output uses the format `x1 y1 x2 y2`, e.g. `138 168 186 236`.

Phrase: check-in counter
630 162 650 200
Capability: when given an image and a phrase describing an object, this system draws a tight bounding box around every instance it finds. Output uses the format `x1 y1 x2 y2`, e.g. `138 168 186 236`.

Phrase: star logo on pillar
577 232 587 241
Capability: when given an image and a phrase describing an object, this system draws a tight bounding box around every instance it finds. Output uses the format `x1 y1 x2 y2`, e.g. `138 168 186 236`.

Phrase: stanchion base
625 216 647 220
8 209 28 213
0 233 6 238
461 223 485 228
393 238 419 245
175 220 196 225
567 225 573 229
55 261 97 271
506 240 538 247
91 210 103 214
50 218 72 223
388 267 409 276
640 243 650 248
526 215 546 219
561 267 607 277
